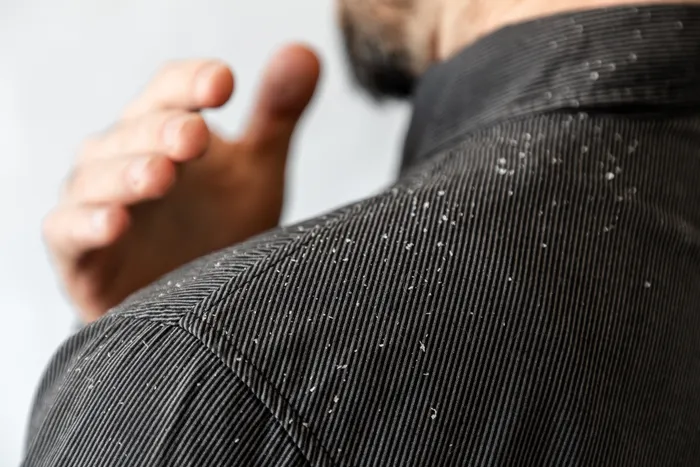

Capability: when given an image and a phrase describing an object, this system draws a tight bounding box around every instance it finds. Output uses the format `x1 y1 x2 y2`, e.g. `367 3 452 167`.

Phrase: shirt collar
402 4 700 169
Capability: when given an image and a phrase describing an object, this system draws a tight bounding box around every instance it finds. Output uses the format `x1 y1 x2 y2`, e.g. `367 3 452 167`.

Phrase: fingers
242 44 321 153
79 111 209 163
122 60 235 119
65 155 176 205
43 205 130 260
52 60 232 266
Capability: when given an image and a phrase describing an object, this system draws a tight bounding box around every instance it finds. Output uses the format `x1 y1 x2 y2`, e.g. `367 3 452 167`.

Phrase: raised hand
43 45 321 322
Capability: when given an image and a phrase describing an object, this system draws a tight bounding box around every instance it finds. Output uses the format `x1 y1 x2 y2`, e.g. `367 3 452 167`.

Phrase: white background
0 1 409 464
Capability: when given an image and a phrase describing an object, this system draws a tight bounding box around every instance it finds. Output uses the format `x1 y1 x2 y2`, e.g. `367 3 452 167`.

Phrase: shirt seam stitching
167 321 315 466
175 155 453 466
177 316 321 466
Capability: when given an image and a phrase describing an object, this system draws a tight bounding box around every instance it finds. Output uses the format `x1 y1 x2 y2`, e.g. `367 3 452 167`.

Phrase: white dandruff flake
405 243 414 250
644 281 652 289
309 386 316 393
605 172 616 181
430 408 438 420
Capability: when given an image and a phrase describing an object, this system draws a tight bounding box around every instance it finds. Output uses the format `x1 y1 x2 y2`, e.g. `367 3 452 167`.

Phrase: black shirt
23 5 700 466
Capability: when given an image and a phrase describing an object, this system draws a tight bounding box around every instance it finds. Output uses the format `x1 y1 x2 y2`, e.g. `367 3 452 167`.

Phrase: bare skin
43 45 320 322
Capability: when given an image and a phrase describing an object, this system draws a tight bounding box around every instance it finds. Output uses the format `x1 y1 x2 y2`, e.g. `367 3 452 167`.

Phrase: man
24 0 700 465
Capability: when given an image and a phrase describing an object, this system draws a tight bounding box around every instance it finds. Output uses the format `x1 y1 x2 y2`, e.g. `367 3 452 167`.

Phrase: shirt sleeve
22 315 309 467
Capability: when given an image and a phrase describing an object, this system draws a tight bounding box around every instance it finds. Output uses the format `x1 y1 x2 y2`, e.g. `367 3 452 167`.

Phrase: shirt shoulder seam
172 159 449 466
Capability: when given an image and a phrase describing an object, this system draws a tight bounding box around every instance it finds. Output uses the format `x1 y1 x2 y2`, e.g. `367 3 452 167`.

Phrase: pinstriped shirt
23 5 700 466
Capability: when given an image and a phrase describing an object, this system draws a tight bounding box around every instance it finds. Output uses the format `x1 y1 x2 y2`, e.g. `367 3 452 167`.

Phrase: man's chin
340 18 417 100
354 66 416 101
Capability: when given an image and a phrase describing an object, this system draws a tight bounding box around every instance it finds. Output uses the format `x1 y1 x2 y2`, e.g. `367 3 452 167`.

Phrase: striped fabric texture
23 5 700 466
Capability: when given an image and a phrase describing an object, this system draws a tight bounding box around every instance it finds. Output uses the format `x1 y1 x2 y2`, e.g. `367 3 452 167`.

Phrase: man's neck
438 0 700 60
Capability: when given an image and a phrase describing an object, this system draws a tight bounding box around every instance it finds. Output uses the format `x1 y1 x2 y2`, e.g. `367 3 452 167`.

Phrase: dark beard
340 16 417 100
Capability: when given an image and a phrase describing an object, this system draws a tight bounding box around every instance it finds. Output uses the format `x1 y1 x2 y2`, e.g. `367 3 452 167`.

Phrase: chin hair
340 16 417 100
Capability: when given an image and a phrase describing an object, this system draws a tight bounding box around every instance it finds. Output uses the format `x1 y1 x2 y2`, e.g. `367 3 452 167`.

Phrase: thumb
242 44 321 153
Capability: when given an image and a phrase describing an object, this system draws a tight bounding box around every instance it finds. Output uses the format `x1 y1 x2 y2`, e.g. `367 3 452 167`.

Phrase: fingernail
196 62 222 100
91 209 109 235
127 157 150 191
163 117 183 149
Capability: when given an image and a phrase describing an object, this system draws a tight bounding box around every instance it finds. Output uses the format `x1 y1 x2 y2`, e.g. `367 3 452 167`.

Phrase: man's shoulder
39 178 443 465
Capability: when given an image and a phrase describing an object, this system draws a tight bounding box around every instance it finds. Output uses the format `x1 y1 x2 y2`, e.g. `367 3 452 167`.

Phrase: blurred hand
43 44 321 323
